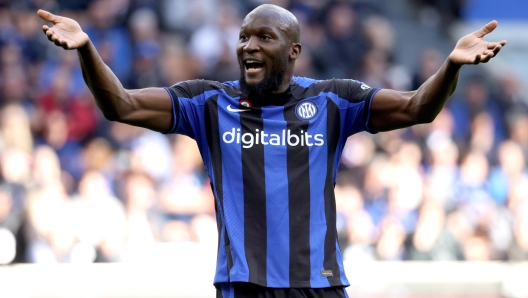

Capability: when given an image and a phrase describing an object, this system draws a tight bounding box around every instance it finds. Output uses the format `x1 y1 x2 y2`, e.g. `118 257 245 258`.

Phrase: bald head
243 4 300 43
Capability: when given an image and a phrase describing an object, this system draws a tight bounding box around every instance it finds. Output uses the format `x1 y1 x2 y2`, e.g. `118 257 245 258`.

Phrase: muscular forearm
77 40 133 121
410 58 461 124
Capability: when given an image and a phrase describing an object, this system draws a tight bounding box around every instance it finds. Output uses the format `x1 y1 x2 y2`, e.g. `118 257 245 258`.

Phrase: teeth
246 59 262 64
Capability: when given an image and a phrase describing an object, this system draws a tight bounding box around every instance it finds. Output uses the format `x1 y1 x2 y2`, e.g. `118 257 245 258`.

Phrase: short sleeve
345 80 380 134
330 79 381 134
163 80 207 137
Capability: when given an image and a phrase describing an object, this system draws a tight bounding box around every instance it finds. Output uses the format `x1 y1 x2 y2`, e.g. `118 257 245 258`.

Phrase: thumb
473 20 498 38
37 9 60 23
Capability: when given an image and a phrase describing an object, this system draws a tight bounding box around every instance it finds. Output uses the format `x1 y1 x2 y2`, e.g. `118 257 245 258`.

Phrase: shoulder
291 77 368 98
169 79 241 98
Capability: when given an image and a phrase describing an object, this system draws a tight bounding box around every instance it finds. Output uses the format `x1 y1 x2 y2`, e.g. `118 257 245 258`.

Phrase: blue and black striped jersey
164 76 380 288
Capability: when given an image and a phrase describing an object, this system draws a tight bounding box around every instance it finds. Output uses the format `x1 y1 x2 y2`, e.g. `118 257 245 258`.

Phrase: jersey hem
213 276 350 289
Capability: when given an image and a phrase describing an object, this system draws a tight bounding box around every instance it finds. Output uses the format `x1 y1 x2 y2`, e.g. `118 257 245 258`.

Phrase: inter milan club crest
239 99 252 108
295 100 318 120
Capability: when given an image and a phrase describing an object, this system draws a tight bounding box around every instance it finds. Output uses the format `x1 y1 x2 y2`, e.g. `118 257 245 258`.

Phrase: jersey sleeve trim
162 87 180 134
364 88 381 134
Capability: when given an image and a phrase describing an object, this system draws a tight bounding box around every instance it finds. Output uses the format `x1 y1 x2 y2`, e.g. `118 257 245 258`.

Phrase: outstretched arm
37 9 173 133
369 20 507 132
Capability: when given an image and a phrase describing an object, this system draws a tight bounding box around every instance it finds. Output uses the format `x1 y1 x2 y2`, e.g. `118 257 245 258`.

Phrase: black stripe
324 98 342 286
216 287 223 298
205 95 233 278
284 107 311 287
240 109 267 285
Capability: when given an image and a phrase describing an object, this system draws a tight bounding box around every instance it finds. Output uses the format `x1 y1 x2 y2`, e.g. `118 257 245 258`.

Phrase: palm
449 20 506 65
37 9 89 50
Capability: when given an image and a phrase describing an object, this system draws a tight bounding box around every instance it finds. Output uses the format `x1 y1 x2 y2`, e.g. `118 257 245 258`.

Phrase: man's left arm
369 20 506 132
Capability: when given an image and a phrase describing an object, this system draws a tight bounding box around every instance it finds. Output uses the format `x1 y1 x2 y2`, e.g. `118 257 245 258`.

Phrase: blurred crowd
0 0 528 266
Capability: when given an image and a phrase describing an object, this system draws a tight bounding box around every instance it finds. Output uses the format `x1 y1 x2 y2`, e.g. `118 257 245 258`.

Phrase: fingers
43 27 70 49
473 20 498 38
472 46 501 64
37 9 60 23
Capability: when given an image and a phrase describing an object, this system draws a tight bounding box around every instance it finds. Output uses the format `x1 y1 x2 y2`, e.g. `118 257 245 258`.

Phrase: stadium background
0 0 527 297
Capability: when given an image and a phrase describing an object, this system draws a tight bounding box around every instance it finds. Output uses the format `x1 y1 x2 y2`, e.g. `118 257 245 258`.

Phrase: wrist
446 54 464 68
77 36 92 52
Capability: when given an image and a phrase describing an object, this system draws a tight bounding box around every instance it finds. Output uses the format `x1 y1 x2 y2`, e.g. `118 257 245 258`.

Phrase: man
38 4 505 298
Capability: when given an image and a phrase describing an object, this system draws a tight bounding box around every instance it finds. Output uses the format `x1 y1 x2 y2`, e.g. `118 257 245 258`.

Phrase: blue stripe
308 99 331 288
336 240 350 285
220 283 234 298
262 106 290 287
214 227 229 283
217 96 249 281
294 76 320 88
162 87 178 134
322 92 364 136
365 88 381 134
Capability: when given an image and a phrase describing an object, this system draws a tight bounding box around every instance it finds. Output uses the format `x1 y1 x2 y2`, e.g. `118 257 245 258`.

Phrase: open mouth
244 59 264 73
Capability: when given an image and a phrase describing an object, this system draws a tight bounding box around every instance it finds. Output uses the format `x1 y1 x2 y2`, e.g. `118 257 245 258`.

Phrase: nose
243 37 259 53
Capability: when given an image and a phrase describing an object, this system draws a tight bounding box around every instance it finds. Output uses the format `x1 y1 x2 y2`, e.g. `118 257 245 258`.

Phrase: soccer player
38 4 506 298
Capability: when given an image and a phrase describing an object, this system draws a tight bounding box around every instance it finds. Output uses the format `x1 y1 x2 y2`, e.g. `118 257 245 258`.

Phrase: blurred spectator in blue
425 129 459 212
159 135 213 222
488 140 528 206
127 8 163 89
362 155 390 227
128 129 173 184
454 150 492 209
411 48 444 90
318 2 369 79
448 76 506 151
82 0 132 84
34 109 83 186
334 174 363 249
0 45 31 107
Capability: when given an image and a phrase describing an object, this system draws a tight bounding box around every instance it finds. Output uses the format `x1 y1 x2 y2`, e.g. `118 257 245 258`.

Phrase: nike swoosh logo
227 105 250 113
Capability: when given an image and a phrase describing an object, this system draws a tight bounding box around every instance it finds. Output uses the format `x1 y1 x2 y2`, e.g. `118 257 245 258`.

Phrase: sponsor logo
227 104 251 113
360 84 370 90
222 128 324 149
295 100 318 120
320 270 333 277
239 99 252 107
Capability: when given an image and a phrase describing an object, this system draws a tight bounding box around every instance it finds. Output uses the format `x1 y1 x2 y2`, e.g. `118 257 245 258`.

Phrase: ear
289 43 302 60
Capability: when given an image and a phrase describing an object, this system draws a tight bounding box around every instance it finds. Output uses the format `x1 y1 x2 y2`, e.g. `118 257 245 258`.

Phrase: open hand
37 9 89 50
449 20 507 65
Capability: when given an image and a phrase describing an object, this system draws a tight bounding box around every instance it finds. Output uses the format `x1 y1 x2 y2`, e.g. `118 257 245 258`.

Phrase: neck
273 73 293 94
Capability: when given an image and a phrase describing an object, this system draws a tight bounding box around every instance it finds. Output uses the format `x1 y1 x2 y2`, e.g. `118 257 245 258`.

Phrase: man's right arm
38 10 173 133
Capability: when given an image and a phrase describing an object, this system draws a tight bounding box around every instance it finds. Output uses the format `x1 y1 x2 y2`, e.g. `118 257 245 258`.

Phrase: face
237 12 292 97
